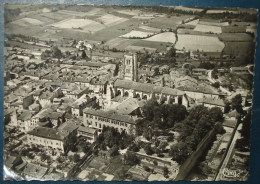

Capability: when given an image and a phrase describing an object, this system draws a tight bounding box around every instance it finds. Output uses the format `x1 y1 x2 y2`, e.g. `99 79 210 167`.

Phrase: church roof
114 79 183 96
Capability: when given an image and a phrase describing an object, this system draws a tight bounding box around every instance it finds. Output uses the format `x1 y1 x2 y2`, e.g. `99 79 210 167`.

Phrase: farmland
5 4 257 58
120 31 155 39
144 32 176 43
194 24 222 33
175 34 225 52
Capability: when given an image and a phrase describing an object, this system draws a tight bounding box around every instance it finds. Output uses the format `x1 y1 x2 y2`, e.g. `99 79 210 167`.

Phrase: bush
73 154 80 163
144 144 154 155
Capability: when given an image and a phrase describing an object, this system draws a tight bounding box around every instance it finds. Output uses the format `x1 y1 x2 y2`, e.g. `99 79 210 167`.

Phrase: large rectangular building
83 108 137 134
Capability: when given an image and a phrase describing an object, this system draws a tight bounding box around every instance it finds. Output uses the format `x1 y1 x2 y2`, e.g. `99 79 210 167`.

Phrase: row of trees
170 105 225 164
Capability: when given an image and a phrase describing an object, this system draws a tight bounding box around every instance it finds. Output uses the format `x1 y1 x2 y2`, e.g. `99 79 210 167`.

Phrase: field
139 25 161 33
116 9 141 16
51 18 95 29
223 42 255 55
175 34 225 52
147 15 194 29
133 40 171 50
120 31 154 38
144 32 176 43
218 33 253 42
11 18 44 26
125 45 157 52
194 24 222 33
177 28 219 37
105 37 139 49
185 19 199 26
96 14 128 26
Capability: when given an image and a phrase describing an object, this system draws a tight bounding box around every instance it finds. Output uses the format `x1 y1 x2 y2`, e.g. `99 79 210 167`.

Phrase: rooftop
114 79 183 96
84 108 137 124
197 97 225 106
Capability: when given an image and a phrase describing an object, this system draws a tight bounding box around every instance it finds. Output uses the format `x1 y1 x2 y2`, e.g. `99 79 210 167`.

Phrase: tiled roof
114 79 183 96
28 127 63 140
197 97 225 106
84 108 137 124
78 126 97 134
115 98 143 115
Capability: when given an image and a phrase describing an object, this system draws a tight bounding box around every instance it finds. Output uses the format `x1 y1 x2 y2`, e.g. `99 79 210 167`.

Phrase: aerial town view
3 4 257 181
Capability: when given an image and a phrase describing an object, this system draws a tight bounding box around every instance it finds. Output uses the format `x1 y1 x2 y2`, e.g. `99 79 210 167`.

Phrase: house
177 83 225 100
71 95 96 117
197 97 225 112
38 91 56 107
17 110 37 132
27 121 79 153
77 126 98 143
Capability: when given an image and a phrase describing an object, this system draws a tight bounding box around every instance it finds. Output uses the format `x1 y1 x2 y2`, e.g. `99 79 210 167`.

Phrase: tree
51 46 62 59
40 153 49 161
143 127 153 141
169 142 192 164
212 82 220 89
73 154 80 163
158 141 168 152
224 102 231 113
209 107 224 122
123 151 140 166
144 144 154 155
110 145 119 157
154 67 160 76
163 167 169 178
231 94 243 113
128 142 140 152
238 109 251 150
142 99 159 121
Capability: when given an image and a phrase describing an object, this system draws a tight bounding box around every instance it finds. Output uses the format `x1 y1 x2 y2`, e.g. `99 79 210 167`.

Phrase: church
106 53 189 107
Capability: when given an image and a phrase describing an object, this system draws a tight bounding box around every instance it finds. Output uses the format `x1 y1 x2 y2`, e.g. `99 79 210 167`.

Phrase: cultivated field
105 37 140 49
125 45 157 52
51 18 95 29
116 9 141 16
218 33 253 42
120 30 155 38
194 24 222 33
144 32 176 43
223 42 255 55
139 25 161 33
175 34 225 52
12 18 44 26
185 19 199 26
132 40 171 51
96 14 128 26
147 15 194 29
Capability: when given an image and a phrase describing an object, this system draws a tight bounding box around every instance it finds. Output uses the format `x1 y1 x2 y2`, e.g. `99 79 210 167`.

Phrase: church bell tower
123 53 138 82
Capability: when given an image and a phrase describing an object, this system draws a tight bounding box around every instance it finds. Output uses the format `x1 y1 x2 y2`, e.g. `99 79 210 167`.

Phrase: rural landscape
3 4 257 181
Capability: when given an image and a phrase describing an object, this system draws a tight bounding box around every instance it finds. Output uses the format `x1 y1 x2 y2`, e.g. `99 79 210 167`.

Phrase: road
215 123 242 181
207 70 231 96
